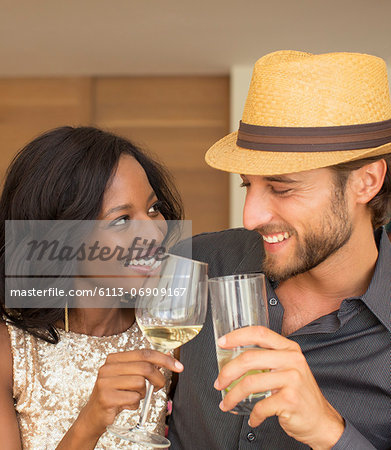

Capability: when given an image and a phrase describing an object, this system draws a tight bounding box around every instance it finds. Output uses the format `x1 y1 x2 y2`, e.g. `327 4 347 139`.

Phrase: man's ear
349 159 387 205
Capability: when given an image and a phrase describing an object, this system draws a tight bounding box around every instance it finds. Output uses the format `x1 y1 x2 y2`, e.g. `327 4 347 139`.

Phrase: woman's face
78 154 168 297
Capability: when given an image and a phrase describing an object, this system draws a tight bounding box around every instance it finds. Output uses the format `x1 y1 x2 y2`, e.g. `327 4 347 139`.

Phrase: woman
0 126 185 449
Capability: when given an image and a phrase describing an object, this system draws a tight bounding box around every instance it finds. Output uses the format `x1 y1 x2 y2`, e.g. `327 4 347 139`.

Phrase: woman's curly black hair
0 126 183 343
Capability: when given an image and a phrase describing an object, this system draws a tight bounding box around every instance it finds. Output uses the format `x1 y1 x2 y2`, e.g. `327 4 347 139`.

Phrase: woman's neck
61 307 135 336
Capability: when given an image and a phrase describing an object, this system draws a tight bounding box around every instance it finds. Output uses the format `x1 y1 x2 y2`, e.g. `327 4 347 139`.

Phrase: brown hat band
237 119 391 152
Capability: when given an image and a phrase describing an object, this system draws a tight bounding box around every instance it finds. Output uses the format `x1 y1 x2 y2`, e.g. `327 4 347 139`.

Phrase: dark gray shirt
168 228 391 450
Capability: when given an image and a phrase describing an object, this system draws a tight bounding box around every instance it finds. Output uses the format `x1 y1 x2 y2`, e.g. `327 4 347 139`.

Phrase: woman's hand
73 349 183 441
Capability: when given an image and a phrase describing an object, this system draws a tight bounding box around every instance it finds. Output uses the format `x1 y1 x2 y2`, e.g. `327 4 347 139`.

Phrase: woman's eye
148 201 163 215
110 215 130 227
240 182 250 188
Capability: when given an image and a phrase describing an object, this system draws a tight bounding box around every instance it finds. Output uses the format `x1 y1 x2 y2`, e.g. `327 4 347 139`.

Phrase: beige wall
229 66 252 228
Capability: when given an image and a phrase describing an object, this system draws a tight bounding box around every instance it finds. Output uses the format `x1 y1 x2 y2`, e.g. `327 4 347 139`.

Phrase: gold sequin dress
6 321 171 450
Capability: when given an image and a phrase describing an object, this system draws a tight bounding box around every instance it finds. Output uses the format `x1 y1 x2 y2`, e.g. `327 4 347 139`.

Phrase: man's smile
261 232 291 243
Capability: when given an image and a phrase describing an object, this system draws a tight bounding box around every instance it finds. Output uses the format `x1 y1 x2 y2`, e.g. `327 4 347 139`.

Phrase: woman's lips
124 255 163 274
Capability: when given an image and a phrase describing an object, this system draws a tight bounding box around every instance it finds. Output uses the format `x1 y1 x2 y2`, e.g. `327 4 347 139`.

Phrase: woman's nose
131 216 167 248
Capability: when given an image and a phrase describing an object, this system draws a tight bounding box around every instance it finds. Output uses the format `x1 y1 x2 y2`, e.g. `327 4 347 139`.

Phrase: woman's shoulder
0 320 23 449
0 320 13 394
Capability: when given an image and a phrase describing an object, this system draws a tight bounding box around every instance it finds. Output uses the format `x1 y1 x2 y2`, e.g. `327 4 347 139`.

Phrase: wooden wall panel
0 76 229 235
94 76 230 235
0 78 92 179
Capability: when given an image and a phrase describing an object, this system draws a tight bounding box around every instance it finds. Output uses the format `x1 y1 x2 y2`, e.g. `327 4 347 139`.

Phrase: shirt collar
240 228 391 333
360 227 391 332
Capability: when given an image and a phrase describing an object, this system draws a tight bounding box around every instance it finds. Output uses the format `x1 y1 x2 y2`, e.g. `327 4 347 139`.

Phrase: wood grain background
0 76 229 235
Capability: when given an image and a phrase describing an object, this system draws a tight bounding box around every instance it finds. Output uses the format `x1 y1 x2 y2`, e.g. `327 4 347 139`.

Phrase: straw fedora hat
205 50 391 175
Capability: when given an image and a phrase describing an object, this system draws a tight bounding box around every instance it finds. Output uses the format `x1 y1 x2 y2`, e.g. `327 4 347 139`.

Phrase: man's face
241 168 353 282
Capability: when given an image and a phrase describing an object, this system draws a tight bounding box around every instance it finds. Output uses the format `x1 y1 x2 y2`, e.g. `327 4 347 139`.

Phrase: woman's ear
350 159 387 205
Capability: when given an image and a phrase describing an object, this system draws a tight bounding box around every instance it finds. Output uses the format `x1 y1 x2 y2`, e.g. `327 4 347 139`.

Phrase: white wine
216 347 271 401
141 325 203 351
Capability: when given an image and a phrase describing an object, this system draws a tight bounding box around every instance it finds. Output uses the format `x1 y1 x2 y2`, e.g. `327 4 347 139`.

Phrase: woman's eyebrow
103 192 156 218
103 204 132 218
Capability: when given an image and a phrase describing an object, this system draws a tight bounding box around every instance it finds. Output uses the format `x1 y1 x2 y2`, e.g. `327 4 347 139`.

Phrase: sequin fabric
7 321 171 449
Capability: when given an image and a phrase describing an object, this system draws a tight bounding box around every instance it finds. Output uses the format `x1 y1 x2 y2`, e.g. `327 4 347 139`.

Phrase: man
168 51 391 449
386 221 391 240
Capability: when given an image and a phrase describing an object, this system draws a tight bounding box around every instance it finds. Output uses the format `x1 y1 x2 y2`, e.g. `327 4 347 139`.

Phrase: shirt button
247 432 256 442
269 297 278 305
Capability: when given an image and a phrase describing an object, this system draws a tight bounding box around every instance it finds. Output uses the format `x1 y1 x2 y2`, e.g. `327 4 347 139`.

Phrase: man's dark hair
0 126 184 343
330 154 391 229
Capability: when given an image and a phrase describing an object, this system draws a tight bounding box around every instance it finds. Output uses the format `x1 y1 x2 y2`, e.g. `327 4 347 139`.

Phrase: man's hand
214 326 345 450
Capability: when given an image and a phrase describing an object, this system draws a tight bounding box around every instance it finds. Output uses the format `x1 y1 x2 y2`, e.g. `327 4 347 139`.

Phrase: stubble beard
261 186 353 283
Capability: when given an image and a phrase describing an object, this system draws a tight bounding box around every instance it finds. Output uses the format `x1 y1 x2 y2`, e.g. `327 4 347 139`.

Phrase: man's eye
110 215 130 227
240 182 250 188
270 187 292 195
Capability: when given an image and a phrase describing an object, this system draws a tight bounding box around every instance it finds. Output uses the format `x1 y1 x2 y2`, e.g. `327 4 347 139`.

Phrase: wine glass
209 273 270 414
107 253 208 448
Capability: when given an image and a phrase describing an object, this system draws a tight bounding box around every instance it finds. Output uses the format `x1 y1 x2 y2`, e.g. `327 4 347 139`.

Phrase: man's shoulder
172 228 263 276
191 228 261 254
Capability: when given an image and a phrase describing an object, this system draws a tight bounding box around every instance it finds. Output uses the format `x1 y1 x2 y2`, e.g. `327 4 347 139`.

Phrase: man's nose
243 189 274 231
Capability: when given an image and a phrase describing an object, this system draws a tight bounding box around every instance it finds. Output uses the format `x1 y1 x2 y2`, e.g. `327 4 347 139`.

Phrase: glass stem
137 381 154 429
